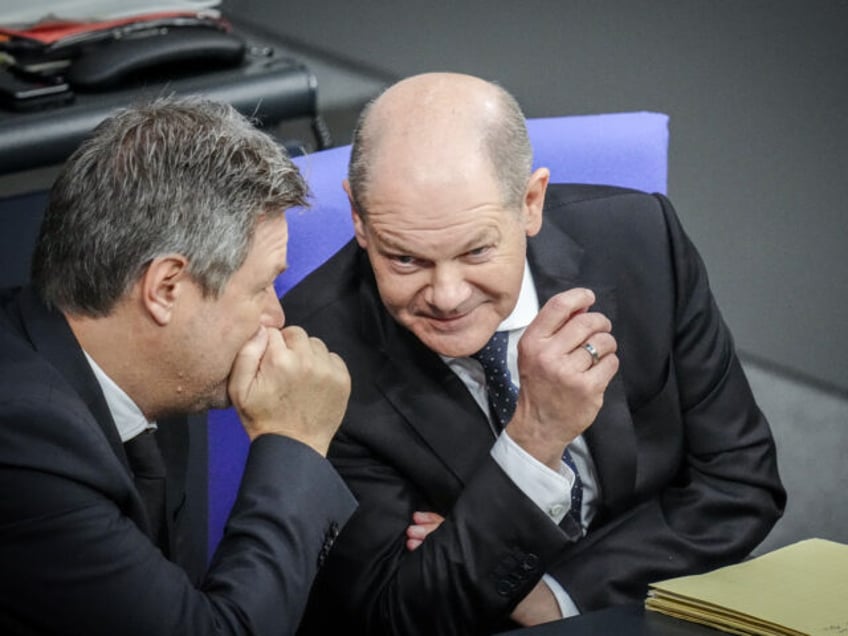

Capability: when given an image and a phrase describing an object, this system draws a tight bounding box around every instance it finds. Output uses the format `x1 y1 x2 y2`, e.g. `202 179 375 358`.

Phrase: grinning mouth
418 311 477 334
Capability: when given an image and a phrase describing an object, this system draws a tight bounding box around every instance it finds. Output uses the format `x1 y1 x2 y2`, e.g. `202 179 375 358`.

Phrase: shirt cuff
490 431 576 524
542 574 580 618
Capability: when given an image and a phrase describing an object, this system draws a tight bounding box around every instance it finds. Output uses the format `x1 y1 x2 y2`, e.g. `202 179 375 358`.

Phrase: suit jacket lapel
357 257 495 486
528 219 637 516
16 288 192 549
16 288 129 471
376 336 495 486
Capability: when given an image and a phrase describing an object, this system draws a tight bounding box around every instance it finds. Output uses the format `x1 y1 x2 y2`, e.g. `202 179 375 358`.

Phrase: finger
584 352 620 391
259 326 290 366
228 327 269 398
238 326 271 367
280 325 309 349
412 511 445 525
526 312 612 366
573 333 617 370
581 341 601 367
406 525 429 540
406 538 423 551
528 288 596 338
328 351 350 375
549 312 612 357
308 335 329 355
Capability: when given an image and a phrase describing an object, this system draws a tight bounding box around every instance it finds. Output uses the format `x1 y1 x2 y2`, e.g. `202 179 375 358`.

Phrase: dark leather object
67 27 246 90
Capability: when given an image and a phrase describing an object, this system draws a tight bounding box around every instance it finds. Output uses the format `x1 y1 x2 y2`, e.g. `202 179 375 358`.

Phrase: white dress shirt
442 261 601 617
83 351 156 442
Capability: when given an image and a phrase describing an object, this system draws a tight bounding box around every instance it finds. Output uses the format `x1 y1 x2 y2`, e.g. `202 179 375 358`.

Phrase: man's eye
391 254 416 266
466 245 491 259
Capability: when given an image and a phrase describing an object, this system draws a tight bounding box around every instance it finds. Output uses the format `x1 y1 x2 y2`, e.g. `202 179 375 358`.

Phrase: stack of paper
645 538 848 636
1 2 221 29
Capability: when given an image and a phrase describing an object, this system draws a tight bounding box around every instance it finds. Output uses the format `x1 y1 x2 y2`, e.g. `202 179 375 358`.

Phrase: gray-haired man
0 97 355 635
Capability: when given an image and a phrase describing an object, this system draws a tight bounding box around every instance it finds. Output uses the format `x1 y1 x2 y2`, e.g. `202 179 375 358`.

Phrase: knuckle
309 335 328 351
584 311 611 332
282 325 307 342
548 293 574 313
607 353 621 372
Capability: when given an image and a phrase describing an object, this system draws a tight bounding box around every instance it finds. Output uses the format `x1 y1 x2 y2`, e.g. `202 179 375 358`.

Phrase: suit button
317 521 341 568
496 580 514 597
521 553 539 571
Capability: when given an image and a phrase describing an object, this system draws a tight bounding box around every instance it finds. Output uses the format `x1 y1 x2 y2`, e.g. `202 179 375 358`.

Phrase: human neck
65 304 158 420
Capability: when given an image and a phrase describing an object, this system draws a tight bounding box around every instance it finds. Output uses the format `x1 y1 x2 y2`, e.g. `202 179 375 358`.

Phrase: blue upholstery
206 111 670 560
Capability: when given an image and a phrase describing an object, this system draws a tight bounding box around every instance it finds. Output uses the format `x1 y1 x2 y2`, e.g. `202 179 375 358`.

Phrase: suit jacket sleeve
0 364 356 636
546 192 785 610
303 432 570 636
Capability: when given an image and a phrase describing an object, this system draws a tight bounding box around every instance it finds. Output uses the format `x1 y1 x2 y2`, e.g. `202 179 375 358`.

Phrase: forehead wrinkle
369 220 501 257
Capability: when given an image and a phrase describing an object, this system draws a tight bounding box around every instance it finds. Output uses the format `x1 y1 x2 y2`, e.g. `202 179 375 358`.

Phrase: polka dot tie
472 331 583 527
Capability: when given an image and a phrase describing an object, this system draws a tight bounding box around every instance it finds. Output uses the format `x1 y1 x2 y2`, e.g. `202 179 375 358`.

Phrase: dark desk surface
0 22 320 175
500 604 722 636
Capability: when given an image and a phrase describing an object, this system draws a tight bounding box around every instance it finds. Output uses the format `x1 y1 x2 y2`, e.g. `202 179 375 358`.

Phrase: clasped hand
228 325 351 457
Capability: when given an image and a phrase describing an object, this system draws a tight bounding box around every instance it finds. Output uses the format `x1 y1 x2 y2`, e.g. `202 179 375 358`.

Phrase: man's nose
261 286 285 329
426 264 471 311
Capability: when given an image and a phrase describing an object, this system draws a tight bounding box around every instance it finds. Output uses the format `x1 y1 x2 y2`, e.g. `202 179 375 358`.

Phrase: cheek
218 301 262 348
373 270 422 315
489 245 527 289
468 259 519 295
374 274 407 310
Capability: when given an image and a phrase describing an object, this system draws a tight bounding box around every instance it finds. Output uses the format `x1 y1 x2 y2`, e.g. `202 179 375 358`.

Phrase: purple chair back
206 111 669 560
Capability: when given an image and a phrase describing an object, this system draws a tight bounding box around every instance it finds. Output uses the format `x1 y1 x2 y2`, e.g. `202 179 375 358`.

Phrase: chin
184 382 232 413
416 329 488 359
206 389 233 412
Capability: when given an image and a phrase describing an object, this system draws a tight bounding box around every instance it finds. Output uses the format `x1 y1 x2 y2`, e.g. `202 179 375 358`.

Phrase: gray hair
347 80 533 216
32 96 307 317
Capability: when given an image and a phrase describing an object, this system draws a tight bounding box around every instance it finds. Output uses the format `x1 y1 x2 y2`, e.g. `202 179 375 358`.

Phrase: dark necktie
471 331 583 527
123 429 169 553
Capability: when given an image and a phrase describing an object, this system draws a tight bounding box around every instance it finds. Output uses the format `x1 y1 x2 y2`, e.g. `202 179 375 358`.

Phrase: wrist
504 422 565 471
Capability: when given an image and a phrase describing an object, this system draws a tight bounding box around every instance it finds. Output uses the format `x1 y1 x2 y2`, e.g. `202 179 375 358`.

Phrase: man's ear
523 167 550 237
343 179 368 249
139 255 190 326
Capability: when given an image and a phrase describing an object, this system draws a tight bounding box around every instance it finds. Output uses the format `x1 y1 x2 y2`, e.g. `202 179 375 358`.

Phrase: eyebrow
373 226 500 256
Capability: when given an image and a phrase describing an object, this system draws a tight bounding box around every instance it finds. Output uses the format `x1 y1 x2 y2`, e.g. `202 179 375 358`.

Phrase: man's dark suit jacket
285 184 786 635
0 286 356 635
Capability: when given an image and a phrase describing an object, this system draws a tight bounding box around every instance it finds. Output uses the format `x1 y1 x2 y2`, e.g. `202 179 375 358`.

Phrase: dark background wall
224 0 848 393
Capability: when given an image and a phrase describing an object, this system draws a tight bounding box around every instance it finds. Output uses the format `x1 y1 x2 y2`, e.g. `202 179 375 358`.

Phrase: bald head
347 73 533 216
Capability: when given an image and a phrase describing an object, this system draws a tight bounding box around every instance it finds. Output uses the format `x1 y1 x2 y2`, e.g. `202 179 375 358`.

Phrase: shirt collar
497 260 539 332
83 351 156 442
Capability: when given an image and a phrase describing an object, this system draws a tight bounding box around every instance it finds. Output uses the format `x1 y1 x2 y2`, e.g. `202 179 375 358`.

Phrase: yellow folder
645 538 848 636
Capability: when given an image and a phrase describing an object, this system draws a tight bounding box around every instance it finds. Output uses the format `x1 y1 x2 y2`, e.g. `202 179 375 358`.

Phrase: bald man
285 73 784 635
